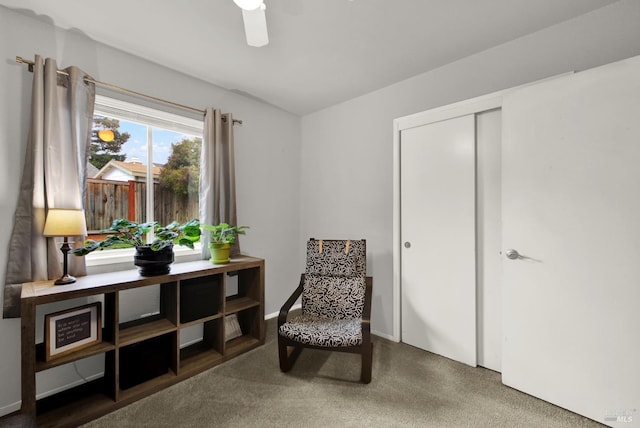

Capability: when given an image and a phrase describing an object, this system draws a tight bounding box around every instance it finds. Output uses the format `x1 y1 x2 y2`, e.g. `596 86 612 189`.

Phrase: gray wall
0 6 300 415
300 0 640 338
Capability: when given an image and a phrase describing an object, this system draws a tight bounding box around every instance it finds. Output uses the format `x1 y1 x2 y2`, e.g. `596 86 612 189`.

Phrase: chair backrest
302 239 366 320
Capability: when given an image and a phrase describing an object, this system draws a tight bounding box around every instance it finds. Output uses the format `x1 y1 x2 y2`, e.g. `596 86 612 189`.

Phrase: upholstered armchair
278 239 373 383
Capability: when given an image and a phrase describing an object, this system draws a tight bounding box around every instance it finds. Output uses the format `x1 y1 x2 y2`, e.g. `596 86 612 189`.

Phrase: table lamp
43 208 87 285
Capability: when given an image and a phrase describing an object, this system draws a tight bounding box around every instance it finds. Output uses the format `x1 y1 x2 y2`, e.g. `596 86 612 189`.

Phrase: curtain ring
344 240 351 255
318 240 323 254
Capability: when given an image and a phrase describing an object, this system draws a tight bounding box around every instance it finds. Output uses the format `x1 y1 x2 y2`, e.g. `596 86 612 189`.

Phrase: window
86 95 203 263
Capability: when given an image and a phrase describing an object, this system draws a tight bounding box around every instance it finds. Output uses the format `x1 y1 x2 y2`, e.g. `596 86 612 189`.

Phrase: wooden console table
20 257 265 427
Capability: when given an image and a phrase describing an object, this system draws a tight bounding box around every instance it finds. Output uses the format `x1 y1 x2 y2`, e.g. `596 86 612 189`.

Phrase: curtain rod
15 56 243 125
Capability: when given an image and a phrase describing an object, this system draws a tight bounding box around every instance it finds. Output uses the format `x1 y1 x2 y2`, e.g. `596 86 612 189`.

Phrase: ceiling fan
233 0 269 47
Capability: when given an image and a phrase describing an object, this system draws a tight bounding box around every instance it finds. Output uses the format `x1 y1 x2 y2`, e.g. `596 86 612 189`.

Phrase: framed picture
45 302 102 361
225 314 242 341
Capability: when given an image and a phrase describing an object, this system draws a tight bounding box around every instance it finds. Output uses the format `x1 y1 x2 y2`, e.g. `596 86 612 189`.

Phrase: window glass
87 96 202 251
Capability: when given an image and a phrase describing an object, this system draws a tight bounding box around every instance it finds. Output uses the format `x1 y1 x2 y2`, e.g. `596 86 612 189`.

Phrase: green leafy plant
201 222 248 244
71 218 201 256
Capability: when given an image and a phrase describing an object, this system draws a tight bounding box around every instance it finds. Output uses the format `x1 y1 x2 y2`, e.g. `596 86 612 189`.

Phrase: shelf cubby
179 274 223 324
36 377 116 427
179 317 224 376
229 266 261 303
225 335 261 358
119 333 176 391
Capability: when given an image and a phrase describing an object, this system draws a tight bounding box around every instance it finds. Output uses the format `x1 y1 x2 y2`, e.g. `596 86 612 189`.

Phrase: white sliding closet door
400 114 476 366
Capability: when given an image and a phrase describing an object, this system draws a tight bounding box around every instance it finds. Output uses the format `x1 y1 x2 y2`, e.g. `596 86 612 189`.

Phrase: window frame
85 95 204 268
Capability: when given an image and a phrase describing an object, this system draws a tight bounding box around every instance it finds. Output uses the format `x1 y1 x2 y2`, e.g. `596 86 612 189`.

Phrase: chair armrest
361 276 373 336
278 274 305 328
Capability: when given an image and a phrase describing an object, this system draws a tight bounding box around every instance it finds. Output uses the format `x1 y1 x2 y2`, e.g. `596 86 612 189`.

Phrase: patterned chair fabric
302 275 365 320
278 239 366 348
278 315 363 347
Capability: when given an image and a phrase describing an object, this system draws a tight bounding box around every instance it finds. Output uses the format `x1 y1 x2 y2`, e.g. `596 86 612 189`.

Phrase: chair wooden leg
278 338 303 372
278 338 290 372
360 343 373 384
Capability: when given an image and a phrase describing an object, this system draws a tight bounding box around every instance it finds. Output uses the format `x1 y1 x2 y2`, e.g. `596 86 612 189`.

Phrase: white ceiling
2 0 617 115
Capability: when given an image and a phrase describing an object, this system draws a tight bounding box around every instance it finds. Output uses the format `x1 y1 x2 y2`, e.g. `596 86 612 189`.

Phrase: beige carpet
82 319 604 428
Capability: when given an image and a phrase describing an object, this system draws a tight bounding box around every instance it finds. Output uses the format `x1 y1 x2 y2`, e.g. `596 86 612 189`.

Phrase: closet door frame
391 75 568 342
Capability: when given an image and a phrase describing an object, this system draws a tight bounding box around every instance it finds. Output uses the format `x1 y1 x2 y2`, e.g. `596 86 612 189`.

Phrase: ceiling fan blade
241 6 269 47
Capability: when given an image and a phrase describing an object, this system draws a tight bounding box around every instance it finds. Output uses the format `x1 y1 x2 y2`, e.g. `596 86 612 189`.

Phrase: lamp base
54 274 76 285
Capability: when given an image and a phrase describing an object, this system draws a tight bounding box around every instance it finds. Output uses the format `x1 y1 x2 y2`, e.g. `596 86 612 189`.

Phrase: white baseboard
265 303 301 320
372 329 397 342
180 338 203 349
36 371 105 401
0 401 20 418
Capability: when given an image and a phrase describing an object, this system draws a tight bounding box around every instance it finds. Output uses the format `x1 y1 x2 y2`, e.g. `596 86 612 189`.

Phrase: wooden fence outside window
85 179 198 237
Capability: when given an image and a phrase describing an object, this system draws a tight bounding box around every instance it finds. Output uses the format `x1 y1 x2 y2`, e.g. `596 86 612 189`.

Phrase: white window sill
85 244 203 274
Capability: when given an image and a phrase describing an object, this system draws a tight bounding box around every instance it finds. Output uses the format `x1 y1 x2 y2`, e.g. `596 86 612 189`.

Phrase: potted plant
201 222 248 264
71 218 201 276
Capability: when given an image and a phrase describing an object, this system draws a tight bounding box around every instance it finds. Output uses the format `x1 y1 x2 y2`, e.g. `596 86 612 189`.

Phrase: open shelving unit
20 256 264 427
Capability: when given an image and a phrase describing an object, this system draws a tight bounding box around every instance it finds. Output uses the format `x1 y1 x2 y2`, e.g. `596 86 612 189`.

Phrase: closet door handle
505 249 521 260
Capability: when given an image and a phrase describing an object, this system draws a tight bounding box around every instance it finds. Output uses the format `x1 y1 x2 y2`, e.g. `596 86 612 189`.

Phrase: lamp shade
233 0 263 10
43 209 87 237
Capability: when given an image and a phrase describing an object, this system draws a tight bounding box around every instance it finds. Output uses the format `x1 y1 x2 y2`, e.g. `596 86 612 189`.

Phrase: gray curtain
200 108 239 259
3 56 95 318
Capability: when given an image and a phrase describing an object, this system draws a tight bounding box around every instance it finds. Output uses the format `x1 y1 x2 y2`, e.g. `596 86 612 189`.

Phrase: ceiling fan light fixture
242 6 269 47
233 0 263 11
